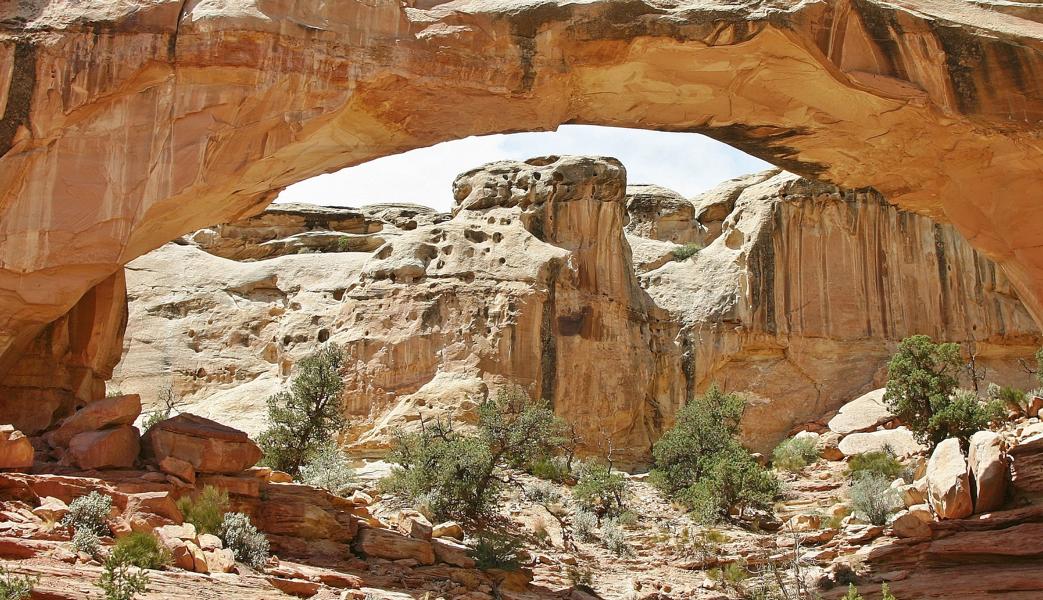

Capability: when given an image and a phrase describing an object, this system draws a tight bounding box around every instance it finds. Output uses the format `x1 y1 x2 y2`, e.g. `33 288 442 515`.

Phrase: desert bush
572 509 597 542
381 387 566 520
566 565 595 589
0 566 37 600
598 518 633 557
97 549 149 600
672 242 702 261
651 384 778 523
142 384 184 431
772 436 819 472
62 491 113 537
298 442 356 495
522 480 561 504
112 533 170 570
847 448 906 482
884 335 1003 447
843 583 897 600
470 533 522 571
993 385 1029 415
176 485 229 535
258 344 348 476
72 528 101 556
528 455 572 483
220 512 269 569
849 473 902 526
572 461 628 523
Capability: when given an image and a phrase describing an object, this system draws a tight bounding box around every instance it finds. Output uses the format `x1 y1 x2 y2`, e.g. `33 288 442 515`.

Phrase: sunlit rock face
2 0 1043 400
111 158 1039 462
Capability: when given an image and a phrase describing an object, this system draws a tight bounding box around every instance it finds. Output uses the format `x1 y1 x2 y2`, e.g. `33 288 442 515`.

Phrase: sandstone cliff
2 0 1043 398
112 158 1040 460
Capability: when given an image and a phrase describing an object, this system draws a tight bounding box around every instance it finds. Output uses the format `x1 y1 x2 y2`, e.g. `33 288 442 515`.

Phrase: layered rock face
112 159 1040 460
646 171 1041 450
2 0 1043 398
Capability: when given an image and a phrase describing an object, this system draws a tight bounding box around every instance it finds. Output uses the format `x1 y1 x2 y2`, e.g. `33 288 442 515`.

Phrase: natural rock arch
0 0 1041 382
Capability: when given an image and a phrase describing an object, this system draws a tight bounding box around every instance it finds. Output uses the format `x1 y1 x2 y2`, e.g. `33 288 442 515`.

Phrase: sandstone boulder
838 427 925 458
158 456 196 484
891 506 933 538
396 510 433 540
353 527 435 565
44 394 141 448
32 496 69 522
67 425 140 470
142 414 260 474
828 389 893 435
433 521 464 540
0 426 34 470
204 548 236 573
927 438 973 520
968 431 1007 513
433 537 476 568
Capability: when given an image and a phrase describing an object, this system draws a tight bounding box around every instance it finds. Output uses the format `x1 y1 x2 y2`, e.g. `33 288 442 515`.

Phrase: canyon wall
111 159 1040 461
2 0 1043 398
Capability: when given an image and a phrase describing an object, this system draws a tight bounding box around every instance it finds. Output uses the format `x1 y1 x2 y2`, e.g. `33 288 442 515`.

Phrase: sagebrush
220 512 270 569
772 436 819 472
298 442 356 495
849 473 901 526
469 533 522 570
112 533 170 570
62 491 113 537
176 485 229 535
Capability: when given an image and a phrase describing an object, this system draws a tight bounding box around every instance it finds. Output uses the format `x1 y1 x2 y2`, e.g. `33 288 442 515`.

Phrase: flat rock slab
838 427 925 457
828 389 893 435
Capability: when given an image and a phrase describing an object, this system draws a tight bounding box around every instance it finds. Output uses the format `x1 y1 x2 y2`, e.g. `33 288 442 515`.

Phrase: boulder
44 394 141 448
968 431 1007 513
828 389 894 435
838 427 925 457
396 510 433 540
926 438 973 520
891 506 933 538
816 432 844 461
0 426 34 469
67 425 140 470
353 527 435 565
158 456 196 484
433 537 476 568
267 577 321 598
142 414 261 474
197 533 223 551
204 548 236 573
433 521 465 540
32 496 69 522
123 491 182 523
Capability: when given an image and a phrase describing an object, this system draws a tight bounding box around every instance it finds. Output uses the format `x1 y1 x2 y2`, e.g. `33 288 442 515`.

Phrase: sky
276 125 773 212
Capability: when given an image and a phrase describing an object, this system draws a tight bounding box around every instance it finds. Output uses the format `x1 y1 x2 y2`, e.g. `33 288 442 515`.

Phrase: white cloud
276 125 772 212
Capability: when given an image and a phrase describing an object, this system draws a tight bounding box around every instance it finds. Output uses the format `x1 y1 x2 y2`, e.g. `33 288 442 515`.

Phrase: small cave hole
317 328 330 342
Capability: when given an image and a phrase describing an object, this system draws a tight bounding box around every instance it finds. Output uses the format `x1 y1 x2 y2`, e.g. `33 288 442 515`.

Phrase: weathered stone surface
1010 433 1043 493
433 521 464 541
838 427 926 458
433 537 477 568
927 439 973 520
158 456 196 484
44 394 141 448
624 185 697 244
5 0 1043 455
142 414 261 474
0 425 33 469
968 431 1007 513
396 510 433 541
353 527 435 565
828 389 893 435
66 425 140 470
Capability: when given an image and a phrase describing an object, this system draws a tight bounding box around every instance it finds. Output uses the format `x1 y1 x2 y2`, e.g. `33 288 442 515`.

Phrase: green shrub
528 456 571 483
847 448 905 482
884 335 1003 447
142 384 184 431
672 242 702 261
651 384 778 523
522 480 561 504
176 485 229 535
470 533 522 570
0 566 38 600
381 387 566 520
258 344 348 476
62 491 113 537
565 565 595 589
598 518 633 557
572 461 628 523
298 442 356 496
97 549 149 600
220 512 269 569
772 436 819 472
995 385 1029 415
112 533 170 570
849 473 901 526
842 583 898 600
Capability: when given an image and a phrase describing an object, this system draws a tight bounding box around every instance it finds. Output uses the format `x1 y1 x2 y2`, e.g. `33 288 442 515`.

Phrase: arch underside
0 0 1041 376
